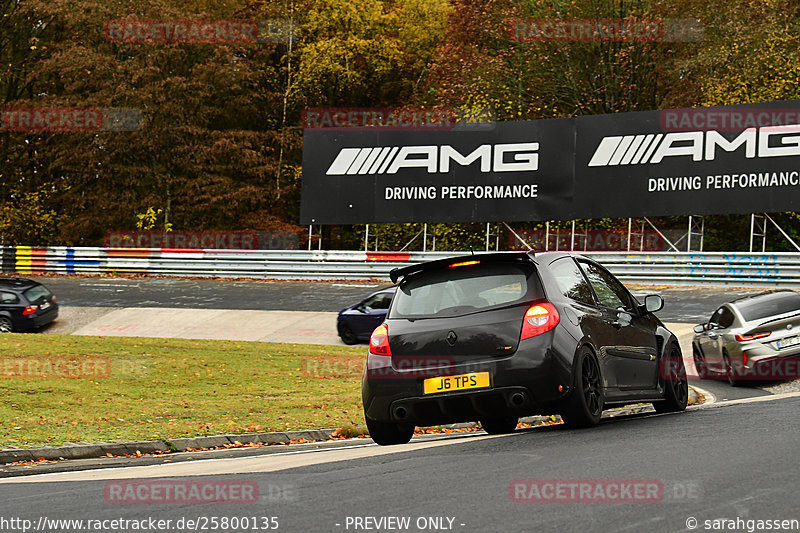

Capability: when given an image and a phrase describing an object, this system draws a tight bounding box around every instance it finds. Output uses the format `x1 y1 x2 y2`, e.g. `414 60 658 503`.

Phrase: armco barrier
2 246 800 287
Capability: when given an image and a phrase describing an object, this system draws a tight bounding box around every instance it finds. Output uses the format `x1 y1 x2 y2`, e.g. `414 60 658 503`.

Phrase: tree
425 0 679 120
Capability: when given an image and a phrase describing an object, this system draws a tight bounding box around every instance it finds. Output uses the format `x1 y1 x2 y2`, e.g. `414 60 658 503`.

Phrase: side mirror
643 294 664 313
693 324 705 334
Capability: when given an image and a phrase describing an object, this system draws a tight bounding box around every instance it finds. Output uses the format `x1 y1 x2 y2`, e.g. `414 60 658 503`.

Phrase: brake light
370 324 392 356
52 296 57 303
520 303 560 340
449 260 480 268
22 306 38 315
735 332 770 342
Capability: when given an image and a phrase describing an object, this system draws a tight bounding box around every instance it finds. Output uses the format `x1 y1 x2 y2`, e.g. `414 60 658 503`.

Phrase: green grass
0 334 367 448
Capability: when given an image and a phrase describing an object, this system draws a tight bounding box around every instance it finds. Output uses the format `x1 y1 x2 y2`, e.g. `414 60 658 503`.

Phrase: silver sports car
692 290 800 385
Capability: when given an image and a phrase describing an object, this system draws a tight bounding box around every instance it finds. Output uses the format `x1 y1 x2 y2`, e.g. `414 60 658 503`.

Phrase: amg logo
588 124 800 167
325 143 539 175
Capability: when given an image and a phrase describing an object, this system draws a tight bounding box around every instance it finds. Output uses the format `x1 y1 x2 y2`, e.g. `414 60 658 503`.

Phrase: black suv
0 278 59 333
362 252 687 445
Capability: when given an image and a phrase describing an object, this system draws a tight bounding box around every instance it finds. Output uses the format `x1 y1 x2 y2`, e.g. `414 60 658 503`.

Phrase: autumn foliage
2 0 800 248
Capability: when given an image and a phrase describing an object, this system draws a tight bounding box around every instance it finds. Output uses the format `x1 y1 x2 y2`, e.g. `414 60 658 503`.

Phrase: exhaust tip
510 392 525 407
393 406 408 420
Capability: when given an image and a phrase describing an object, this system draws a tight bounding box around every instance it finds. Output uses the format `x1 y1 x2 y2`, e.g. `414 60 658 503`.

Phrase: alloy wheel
582 352 602 416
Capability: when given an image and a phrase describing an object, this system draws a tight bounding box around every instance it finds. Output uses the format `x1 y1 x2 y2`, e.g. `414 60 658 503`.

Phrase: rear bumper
362 334 573 425
383 386 536 426
33 306 58 328
13 305 59 331
742 353 800 380
732 342 800 380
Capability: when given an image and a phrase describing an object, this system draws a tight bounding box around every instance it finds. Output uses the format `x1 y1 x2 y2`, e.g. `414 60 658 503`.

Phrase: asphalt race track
1 394 798 532
29 276 388 312
22 275 759 321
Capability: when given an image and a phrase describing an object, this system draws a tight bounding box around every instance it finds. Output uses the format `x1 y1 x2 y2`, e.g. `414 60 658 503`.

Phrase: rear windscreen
737 292 800 322
23 285 51 303
390 262 542 318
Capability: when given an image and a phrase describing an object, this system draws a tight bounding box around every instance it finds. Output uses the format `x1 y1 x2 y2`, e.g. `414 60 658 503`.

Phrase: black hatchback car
362 252 687 445
0 278 59 333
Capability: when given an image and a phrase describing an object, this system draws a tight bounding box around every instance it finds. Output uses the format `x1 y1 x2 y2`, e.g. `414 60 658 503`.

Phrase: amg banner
300 100 800 224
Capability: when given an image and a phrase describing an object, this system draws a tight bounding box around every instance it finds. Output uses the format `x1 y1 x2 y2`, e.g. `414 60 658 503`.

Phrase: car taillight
23 306 38 315
52 296 57 303
735 332 770 342
370 324 392 356
520 302 560 340
449 260 480 268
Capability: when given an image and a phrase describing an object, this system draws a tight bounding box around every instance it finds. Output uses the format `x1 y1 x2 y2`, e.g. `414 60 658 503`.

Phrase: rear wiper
434 305 478 317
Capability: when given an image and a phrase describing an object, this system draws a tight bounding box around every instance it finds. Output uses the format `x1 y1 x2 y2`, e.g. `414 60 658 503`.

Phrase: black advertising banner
300 118 576 224
300 100 800 224
575 99 800 218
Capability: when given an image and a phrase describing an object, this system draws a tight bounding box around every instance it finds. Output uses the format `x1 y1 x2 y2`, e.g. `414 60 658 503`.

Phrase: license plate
423 372 490 395
777 335 800 349
40 302 50 310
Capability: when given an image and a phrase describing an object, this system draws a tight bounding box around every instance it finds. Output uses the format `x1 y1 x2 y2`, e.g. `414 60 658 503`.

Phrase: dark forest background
3 0 800 251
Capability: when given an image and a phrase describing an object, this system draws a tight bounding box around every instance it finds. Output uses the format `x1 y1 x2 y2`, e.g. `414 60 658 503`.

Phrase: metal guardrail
3 246 800 287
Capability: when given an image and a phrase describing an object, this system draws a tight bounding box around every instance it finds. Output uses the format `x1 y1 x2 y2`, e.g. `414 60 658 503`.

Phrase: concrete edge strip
697 390 800 408
0 387 717 466
689 385 716 405
0 391 712 466
0 429 337 465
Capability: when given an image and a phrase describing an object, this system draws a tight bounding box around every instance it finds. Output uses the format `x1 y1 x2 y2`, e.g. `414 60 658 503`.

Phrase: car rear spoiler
389 251 533 284
753 309 800 328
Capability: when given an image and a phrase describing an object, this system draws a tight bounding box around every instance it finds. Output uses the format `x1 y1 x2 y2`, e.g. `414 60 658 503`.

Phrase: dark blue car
337 288 395 344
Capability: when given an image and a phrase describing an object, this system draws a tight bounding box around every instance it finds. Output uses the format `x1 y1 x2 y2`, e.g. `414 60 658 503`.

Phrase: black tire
723 351 742 387
692 347 708 380
654 344 689 413
479 416 518 435
338 324 358 345
365 417 414 446
0 316 12 333
560 347 603 428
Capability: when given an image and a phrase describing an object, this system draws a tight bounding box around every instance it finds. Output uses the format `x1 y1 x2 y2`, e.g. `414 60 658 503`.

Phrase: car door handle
708 333 718 339
612 321 622 330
